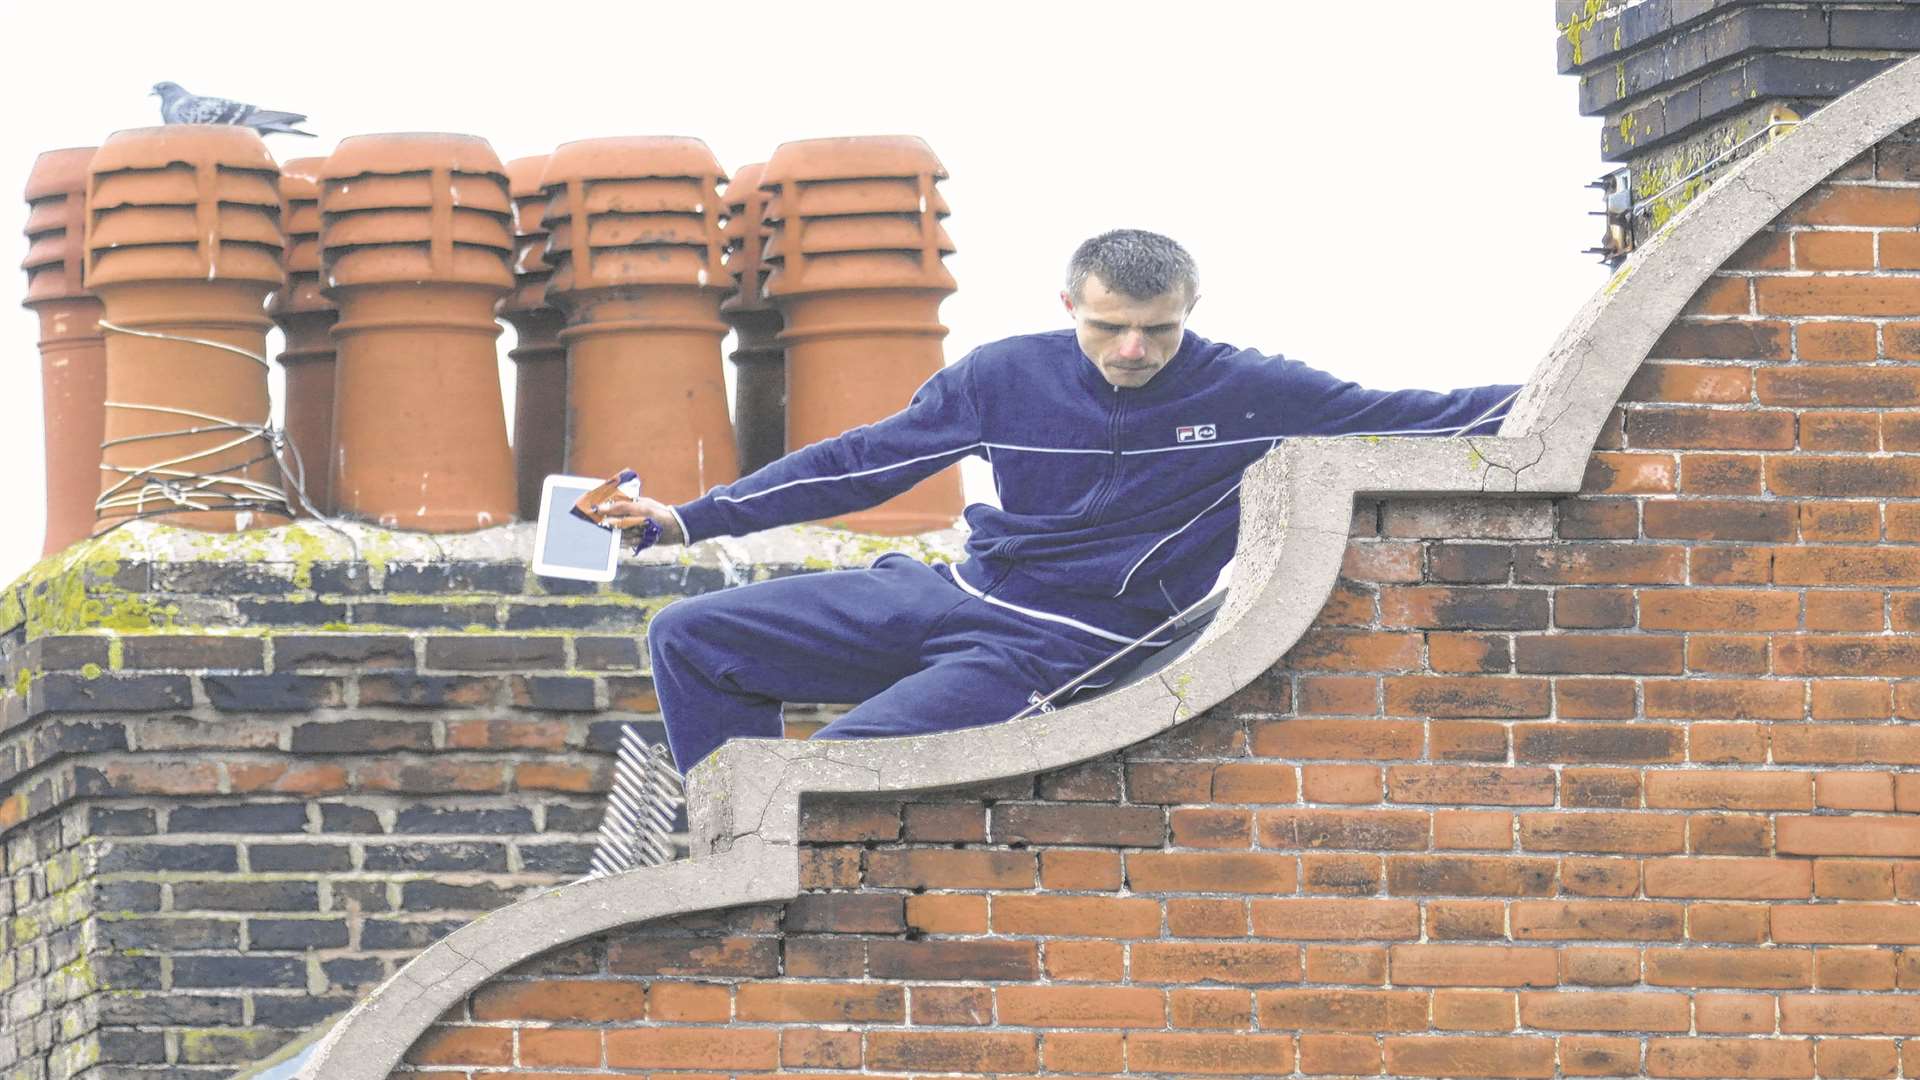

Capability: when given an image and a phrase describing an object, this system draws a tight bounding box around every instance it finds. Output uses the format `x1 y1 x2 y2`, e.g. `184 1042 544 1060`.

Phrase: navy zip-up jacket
675 329 1519 646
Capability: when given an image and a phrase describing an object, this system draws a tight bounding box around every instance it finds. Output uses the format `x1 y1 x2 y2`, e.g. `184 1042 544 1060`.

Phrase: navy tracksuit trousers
647 554 1121 773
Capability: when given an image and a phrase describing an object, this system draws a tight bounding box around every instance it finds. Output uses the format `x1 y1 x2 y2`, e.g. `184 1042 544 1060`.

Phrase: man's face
1062 275 1197 388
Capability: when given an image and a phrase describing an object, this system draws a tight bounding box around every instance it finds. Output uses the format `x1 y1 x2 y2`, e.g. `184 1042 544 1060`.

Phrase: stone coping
287 52 1920 1080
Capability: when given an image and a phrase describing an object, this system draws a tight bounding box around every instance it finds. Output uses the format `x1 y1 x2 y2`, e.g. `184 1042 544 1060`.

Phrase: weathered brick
1769 456 1920 499
1582 452 1679 494
1251 717 1422 760
1249 898 1419 940
1258 808 1429 851
289 718 433 753
120 635 266 671
358 673 500 707
36 673 191 712
1386 766 1556 806
362 841 507 873
1520 990 1689 1031
1385 1035 1555 1079
997 985 1163 1028
1379 588 1547 630
1258 987 1426 1032
203 673 343 711
1385 855 1555 897
1646 771 1812 811
606 1028 779 1070
606 935 780 976
1516 635 1682 675
1519 812 1685 854
271 634 414 670
1127 851 1296 893
1774 903 1920 944
734 982 904 1023
1384 676 1550 718
1390 945 1558 988
422 635 566 670
1778 815 1920 856
1131 941 1301 984
1626 407 1795 450
1510 899 1683 941
990 895 1160 938
795 798 900 842
1514 722 1680 763
992 803 1165 847
911 985 993 1026
864 849 1033 890
1128 1033 1294 1075
867 940 1037 982
1649 319 1789 360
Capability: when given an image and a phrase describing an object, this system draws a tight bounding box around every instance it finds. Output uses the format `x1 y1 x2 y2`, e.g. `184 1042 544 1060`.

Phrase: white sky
0 1 1608 585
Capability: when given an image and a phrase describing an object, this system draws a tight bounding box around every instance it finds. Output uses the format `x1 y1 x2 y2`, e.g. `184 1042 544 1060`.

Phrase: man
603 230 1520 773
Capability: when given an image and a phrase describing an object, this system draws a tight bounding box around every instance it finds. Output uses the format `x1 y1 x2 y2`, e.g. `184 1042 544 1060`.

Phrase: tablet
532 474 623 582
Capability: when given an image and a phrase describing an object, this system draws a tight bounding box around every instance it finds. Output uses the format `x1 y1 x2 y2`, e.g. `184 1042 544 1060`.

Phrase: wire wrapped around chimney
90 320 361 564
94 320 294 523
587 724 684 877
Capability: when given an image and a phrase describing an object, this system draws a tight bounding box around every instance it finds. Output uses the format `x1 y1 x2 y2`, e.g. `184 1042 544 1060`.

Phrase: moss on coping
1 519 963 642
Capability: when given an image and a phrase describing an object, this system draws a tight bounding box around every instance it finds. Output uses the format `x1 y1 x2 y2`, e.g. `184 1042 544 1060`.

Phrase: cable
92 320 364 564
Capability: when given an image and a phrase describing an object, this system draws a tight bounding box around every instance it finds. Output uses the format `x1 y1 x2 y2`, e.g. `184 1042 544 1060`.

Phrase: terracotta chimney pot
318 133 517 531
719 161 784 475
500 154 567 521
539 136 738 503
22 147 108 553
760 135 960 534
269 156 336 512
85 126 290 534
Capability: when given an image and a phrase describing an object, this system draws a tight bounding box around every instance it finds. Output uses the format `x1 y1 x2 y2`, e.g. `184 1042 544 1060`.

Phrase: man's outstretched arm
1268 355 1520 439
598 356 985 546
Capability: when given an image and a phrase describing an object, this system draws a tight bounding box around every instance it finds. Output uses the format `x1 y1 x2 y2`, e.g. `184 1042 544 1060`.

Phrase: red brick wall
395 135 1920 1079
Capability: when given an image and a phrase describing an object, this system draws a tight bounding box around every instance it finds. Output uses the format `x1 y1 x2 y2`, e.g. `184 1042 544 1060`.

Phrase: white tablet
532 474 625 582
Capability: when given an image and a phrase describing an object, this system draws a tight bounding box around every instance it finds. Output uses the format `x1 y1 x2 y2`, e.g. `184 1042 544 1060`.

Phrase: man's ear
1185 292 1201 317
1060 289 1076 317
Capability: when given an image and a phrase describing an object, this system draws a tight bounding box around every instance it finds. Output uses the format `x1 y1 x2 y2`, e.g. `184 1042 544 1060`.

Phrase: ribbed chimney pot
22 147 108 553
318 132 517 532
759 135 960 535
270 156 337 513
539 136 739 504
85 126 290 534
500 154 568 521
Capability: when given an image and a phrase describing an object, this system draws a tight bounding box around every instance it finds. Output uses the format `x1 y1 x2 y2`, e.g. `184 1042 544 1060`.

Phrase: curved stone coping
290 54 1920 1080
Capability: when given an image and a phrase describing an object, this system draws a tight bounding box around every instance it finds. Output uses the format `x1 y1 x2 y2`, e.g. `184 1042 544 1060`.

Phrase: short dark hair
1065 229 1198 302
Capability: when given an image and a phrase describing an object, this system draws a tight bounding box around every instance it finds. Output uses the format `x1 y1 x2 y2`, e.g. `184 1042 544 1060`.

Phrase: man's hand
596 497 686 547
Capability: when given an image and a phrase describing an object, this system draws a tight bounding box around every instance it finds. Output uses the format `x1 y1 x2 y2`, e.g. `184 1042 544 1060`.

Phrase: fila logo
1176 424 1218 443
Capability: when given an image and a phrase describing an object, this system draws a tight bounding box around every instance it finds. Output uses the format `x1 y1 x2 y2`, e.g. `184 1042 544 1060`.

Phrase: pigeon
151 82 315 137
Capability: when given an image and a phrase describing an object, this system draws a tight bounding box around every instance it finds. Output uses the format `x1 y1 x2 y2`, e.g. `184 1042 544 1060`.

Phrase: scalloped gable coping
287 52 1920 1080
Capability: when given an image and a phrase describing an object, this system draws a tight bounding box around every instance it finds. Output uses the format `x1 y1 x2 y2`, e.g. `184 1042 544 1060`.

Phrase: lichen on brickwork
1556 0 1614 67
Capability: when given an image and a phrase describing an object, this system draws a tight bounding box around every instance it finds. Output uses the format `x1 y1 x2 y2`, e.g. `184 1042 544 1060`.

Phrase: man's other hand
597 497 686 547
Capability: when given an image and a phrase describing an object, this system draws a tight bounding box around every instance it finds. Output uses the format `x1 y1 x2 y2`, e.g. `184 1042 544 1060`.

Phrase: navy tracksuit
653 329 1519 772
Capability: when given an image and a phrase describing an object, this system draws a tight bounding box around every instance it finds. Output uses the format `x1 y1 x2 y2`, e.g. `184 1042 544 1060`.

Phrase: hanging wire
587 724 685 877
92 320 362 563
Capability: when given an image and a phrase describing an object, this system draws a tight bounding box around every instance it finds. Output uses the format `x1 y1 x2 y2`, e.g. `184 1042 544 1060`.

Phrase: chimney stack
1558 0 1920 254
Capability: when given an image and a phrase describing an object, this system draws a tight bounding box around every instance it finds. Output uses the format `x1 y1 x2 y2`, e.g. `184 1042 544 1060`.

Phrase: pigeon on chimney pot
150 82 315 137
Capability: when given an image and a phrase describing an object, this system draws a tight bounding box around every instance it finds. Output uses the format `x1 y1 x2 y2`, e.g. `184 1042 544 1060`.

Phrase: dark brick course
271 634 415 670
357 674 500 709
290 718 434 754
120 635 266 671
423 635 566 670
170 803 309 834
204 674 344 712
35 674 191 713
353 602 498 630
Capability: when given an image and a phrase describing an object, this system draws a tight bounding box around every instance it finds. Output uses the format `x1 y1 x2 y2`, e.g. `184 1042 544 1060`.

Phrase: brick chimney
1558 0 1920 254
